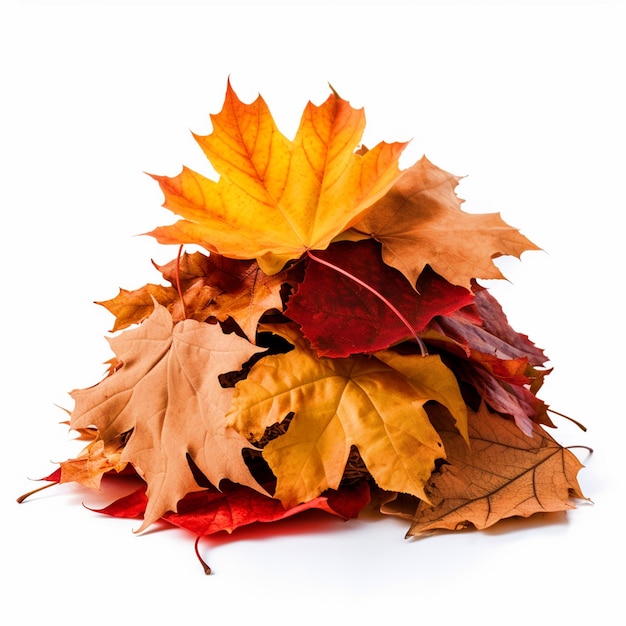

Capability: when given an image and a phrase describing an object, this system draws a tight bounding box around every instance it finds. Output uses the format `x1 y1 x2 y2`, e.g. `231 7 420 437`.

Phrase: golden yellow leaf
227 324 467 508
147 81 407 275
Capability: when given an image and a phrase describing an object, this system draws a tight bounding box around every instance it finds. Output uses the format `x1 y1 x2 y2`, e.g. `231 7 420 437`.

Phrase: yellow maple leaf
227 324 468 508
147 81 407 275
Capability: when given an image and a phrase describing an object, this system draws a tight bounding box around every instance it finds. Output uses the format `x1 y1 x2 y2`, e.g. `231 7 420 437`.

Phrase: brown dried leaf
382 403 588 535
345 156 540 290
156 252 288 341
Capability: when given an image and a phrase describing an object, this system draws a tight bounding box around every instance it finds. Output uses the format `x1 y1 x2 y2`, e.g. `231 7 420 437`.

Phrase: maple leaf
382 404 587 535
448 355 551 435
59 432 129 490
285 239 474 357
93 480 371 537
155 251 288 341
423 286 551 433
465 285 547 365
97 284 179 332
344 156 540 289
69 303 266 530
98 252 287 341
147 81 407 275
16 447 139 504
227 323 468 508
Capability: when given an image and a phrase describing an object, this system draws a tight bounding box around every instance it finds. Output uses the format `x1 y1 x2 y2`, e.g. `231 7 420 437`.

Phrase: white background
2 1 623 624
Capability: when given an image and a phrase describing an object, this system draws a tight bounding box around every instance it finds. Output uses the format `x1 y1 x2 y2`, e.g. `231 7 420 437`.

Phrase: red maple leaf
285 239 474 357
91 480 371 536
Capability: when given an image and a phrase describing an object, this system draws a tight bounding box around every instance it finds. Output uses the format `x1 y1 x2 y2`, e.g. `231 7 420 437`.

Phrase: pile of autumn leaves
24 83 587 566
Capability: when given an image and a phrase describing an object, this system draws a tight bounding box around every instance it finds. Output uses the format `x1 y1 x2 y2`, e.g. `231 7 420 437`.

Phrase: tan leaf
69 303 266 530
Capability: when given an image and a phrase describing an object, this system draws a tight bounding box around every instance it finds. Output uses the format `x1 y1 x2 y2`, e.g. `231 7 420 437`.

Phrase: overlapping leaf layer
22 82 587 572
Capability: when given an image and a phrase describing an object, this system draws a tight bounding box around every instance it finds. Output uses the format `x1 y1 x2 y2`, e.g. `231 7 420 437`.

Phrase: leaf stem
16 481 57 504
547 408 587 432
194 536 212 575
306 250 428 356
566 445 594 455
175 244 188 320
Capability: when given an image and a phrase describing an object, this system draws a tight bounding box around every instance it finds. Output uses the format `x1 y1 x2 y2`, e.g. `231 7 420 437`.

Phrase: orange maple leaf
59 432 128 490
97 284 179 332
69 303 266 530
344 156 540 289
147 81 407 275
